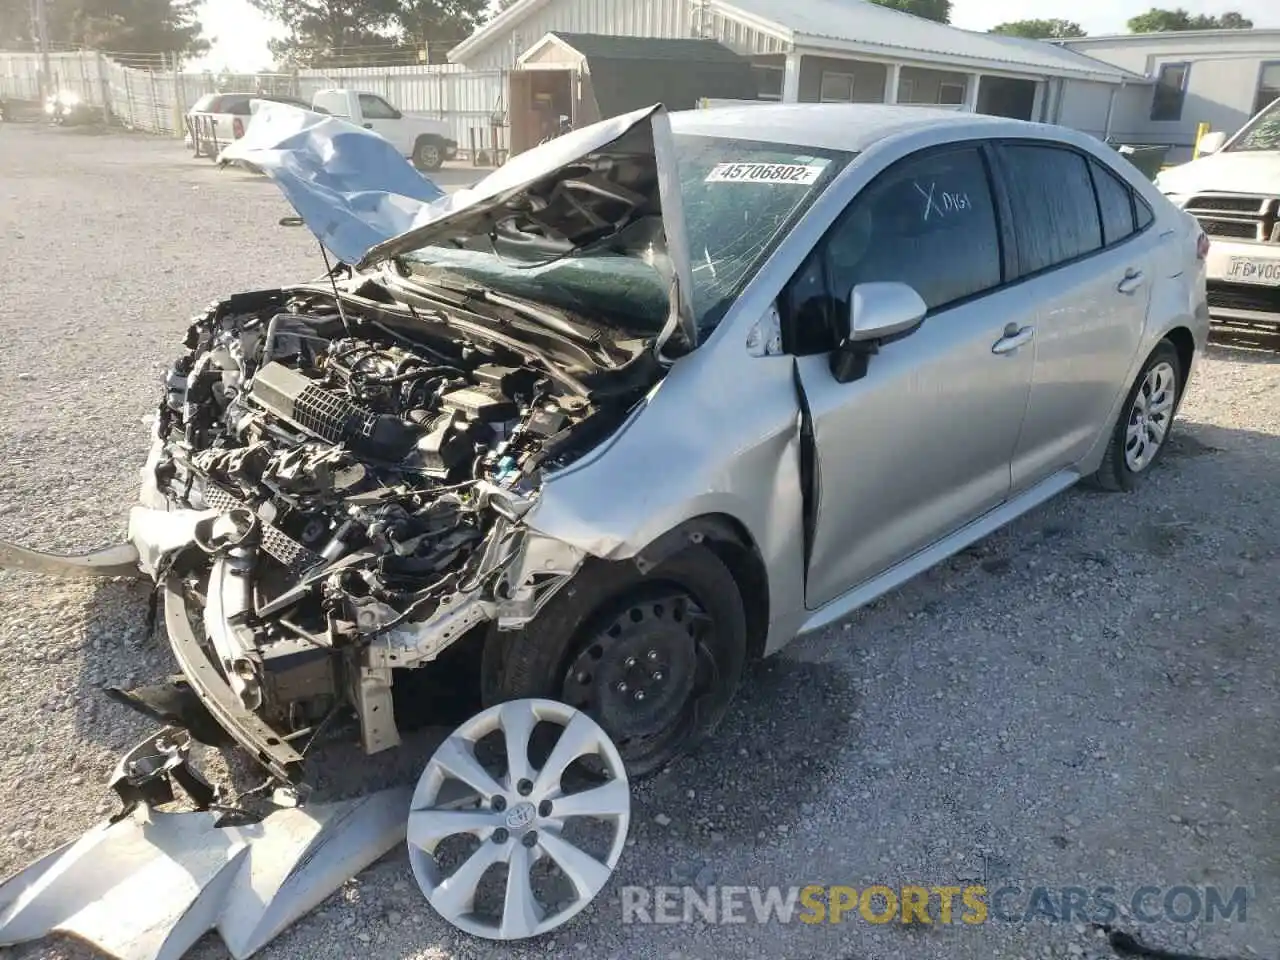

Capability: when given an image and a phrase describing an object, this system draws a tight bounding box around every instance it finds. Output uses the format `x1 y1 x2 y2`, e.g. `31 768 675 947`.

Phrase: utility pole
31 0 52 101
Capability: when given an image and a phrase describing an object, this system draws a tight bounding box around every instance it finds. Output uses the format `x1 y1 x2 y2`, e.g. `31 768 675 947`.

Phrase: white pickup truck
310 88 457 171
1154 97 1280 337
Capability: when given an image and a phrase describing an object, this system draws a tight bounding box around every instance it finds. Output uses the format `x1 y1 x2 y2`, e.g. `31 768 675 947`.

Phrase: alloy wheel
407 699 630 939
1124 361 1177 472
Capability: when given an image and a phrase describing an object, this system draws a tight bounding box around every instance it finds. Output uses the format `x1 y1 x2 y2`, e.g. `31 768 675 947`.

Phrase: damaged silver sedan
4 101 1209 796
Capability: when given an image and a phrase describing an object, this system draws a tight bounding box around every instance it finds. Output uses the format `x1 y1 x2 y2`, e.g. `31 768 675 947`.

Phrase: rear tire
482 545 748 780
1091 339 1182 492
412 137 444 172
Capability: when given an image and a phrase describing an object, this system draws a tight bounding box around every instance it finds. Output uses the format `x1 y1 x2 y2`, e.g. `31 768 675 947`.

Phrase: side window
1000 144 1102 276
359 94 398 120
1089 157 1137 246
1135 196 1154 231
782 146 1002 354
788 146 1002 342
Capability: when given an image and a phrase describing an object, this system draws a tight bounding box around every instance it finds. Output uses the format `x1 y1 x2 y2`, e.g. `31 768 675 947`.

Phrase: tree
1126 7 1253 31
76 0 207 64
990 18 1086 39
494 0 520 10
0 0 207 61
868 0 951 24
395 0 489 63
254 0 486 66
253 0 397 67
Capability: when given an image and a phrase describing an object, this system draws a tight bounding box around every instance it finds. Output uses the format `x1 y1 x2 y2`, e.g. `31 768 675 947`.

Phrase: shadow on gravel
74 576 157 750
635 655 857 843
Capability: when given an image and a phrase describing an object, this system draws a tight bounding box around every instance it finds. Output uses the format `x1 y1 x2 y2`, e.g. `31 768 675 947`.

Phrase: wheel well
1164 326 1195 386
414 133 442 148
634 515 770 663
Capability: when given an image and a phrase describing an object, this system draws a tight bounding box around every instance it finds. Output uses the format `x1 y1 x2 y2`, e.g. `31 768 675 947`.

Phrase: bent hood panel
223 101 697 348
359 104 696 347
218 103 447 267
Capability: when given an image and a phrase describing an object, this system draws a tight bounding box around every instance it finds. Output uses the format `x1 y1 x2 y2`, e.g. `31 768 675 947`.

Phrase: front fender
522 346 808 655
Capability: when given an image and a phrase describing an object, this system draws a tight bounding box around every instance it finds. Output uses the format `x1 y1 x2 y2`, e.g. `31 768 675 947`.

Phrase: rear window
191 94 218 112
221 96 253 115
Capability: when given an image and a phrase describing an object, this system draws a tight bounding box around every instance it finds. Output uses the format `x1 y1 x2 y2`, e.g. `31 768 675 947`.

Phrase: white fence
0 50 508 156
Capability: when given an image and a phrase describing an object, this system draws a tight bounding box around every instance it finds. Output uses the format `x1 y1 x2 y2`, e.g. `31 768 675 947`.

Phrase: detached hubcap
407 699 630 940
1125 361 1176 472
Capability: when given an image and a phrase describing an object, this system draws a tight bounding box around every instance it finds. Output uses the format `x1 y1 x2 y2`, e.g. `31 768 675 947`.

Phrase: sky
189 0 1278 73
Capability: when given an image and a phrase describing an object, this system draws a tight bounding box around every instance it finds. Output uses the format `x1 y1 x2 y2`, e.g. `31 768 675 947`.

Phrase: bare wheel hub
563 595 702 745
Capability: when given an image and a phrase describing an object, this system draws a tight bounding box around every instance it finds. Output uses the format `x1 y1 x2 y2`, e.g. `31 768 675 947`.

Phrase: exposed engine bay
139 277 662 782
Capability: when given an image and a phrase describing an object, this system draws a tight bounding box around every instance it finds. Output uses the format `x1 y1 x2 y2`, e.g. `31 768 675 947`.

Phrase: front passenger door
788 144 1036 610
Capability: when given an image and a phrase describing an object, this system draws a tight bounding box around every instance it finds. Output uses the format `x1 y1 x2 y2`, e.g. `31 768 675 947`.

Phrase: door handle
992 325 1035 355
362 122 373 129
1117 269 1145 295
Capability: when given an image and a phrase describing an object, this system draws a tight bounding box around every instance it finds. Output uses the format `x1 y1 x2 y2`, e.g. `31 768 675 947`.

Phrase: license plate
1227 257 1280 285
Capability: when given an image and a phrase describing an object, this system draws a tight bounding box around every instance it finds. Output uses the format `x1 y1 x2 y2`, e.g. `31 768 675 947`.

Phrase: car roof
669 103 1045 153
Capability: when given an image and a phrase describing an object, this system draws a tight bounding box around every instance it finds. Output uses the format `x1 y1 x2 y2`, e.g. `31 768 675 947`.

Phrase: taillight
1196 230 1210 261
233 117 245 138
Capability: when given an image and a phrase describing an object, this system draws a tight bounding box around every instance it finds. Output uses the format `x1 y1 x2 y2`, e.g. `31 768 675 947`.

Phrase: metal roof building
450 0 1144 131
1061 29 1280 160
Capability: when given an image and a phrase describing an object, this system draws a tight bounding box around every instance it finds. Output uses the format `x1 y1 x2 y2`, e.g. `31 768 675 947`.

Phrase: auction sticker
705 162 826 185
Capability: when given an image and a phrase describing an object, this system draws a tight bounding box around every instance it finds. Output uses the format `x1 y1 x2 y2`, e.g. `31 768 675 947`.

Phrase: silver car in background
2 103 1210 789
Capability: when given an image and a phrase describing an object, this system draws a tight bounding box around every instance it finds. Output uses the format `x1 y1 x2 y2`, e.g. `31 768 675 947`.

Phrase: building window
820 71 856 102
754 65 783 101
1150 62 1190 121
939 81 966 105
898 77 915 103
1255 61 1280 116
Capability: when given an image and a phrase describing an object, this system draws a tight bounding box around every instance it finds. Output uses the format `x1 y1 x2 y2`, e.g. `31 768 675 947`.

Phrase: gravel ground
1 122 1278 960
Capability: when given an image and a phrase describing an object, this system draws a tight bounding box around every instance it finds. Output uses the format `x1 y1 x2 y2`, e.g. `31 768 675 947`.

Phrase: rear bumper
1204 239 1280 326
1206 281 1280 329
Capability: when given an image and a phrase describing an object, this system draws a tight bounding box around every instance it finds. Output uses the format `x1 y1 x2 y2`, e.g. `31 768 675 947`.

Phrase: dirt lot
0 122 1278 960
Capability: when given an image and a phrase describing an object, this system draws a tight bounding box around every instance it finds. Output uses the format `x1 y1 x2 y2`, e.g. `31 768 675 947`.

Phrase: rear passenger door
994 142 1159 490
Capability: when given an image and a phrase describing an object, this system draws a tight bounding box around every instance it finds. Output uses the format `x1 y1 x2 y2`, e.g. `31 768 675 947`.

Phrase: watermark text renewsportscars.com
620 885 1250 926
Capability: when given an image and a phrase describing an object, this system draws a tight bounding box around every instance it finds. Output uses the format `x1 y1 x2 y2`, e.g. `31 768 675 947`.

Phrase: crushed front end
129 278 654 783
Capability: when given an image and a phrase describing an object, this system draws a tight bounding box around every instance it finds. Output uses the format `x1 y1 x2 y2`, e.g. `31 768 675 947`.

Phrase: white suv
1155 97 1280 337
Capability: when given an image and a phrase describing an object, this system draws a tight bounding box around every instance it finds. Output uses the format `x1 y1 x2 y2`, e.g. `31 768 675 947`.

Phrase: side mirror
1197 131 1226 156
829 281 927 383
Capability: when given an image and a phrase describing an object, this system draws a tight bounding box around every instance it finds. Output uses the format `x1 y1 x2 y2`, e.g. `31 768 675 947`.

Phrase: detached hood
1155 149 1280 198
218 103 446 266
360 104 696 348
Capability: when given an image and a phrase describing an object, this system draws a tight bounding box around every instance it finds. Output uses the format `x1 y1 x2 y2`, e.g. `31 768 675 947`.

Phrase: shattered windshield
1227 98 1280 152
403 134 852 340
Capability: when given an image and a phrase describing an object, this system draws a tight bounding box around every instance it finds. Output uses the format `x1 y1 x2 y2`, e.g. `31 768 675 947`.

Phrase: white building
450 0 1142 131
1061 29 1280 161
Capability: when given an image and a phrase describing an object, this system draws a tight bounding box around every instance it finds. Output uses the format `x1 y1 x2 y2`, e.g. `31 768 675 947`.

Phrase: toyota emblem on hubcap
505 802 536 830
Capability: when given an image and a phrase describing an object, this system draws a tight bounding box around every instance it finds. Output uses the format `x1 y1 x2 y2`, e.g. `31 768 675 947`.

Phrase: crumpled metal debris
0 783 411 960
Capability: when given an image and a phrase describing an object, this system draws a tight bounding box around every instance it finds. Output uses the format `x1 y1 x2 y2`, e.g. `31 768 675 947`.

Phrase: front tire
482 545 748 779
1092 339 1182 492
